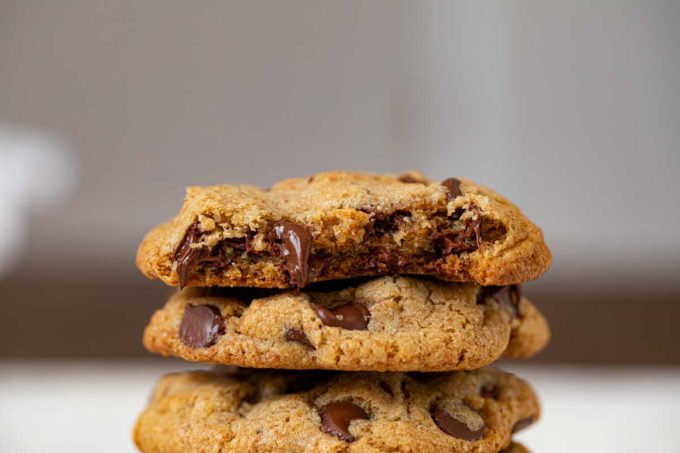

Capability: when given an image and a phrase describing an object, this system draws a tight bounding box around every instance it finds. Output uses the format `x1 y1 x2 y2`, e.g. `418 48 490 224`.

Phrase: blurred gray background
1 0 679 362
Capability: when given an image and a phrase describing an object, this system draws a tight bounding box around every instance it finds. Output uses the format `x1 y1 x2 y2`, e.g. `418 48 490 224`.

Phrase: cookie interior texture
143 276 550 371
136 172 551 289
134 368 539 453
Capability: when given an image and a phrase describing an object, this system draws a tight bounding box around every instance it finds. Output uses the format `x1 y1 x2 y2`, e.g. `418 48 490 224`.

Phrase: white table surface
1 360 679 452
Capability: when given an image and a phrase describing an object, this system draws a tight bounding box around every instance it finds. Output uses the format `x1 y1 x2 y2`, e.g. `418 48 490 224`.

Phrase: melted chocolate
178 304 225 348
431 406 486 441
315 303 370 330
284 328 315 349
441 178 462 200
173 221 232 289
319 401 369 442
273 221 312 288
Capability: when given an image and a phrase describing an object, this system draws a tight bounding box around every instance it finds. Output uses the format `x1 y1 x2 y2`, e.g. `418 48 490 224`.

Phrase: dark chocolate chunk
273 221 312 288
315 303 370 330
398 174 426 184
173 221 234 289
222 236 247 251
432 207 482 257
470 217 481 249
480 384 500 400
368 210 411 236
477 285 522 316
441 178 462 200
178 304 225 348
284 328 315 349
173 222 203 289
512 415 535 434
431 406 486 441
432 224 480 256
320 401 369 442
309 255 330 281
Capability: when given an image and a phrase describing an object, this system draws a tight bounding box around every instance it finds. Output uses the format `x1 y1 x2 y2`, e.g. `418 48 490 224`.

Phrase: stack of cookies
133 171 551 453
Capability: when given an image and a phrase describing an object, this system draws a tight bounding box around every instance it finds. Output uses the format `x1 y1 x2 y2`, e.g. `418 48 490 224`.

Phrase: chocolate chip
480 384 500 400
173 222 203 289
512 415 535 433
431 406 485 441
477 285 522 316
379 381 394 396
432 226 479 256
315 303 370 330
320 401 369 442
178 304 225 348
284 328 315 349
368 210 411 236
432 207 482 257
398 174 426 184
173 221 234 289
309 255 330 280
441 178 462 200
273 221 312 288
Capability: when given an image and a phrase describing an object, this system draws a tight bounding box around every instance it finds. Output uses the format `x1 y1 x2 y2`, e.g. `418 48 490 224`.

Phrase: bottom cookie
134 367 539 453
501 442 530 453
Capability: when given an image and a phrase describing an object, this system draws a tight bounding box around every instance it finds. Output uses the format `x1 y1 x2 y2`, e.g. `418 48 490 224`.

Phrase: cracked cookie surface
143 276 550 371
134 367 539 453
136 171 551 289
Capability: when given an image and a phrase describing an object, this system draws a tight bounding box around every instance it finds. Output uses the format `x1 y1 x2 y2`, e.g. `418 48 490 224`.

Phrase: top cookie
137 171 551 288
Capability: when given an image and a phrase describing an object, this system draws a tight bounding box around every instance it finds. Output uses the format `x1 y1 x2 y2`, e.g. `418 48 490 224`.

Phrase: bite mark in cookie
171 204 490 289
137 172 551 288
173 223 232 289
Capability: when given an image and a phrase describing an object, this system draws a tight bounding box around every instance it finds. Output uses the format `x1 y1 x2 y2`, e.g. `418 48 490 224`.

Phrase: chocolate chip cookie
133 367 539 453
502 442 531 453
143 276 550 371
136 171 551 289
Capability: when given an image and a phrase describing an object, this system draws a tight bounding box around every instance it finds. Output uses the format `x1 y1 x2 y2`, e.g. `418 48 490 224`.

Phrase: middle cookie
143 276 550 371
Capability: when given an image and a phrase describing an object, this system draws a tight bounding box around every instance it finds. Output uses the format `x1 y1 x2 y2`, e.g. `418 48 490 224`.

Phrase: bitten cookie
136 171 551 289
143 276 550 371
134 367 539 453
